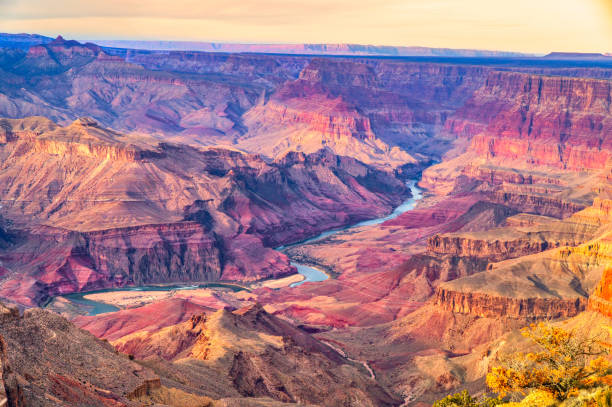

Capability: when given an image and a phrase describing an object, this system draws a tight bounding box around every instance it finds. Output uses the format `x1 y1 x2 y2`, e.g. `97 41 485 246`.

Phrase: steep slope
446 71 612 170
0 301 161 406
0 299 404 406
0 117 408 306
1 38 610 170
241 59 492 168
0 37 296 143
78 303 402 407
589 267 612 318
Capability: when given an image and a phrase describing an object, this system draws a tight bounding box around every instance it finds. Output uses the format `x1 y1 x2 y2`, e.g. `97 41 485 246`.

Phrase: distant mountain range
82 39 534 57
0 32 533 57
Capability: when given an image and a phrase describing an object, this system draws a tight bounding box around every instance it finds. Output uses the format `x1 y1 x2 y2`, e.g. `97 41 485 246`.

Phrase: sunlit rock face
447 71 612 170
0 117 407 306
76 302 402 407
589 268 612 318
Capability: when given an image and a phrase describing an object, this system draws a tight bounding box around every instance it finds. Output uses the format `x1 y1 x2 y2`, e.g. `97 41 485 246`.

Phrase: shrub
433 390 502 407
486 323 611 401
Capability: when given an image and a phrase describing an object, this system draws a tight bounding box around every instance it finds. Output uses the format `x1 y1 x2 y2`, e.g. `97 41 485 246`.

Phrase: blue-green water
52 283 245 316
283 180 423 287
50 180 422 312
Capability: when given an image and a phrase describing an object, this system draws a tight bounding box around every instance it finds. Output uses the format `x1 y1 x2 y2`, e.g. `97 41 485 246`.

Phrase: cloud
0 0 610 53
0 0 389 23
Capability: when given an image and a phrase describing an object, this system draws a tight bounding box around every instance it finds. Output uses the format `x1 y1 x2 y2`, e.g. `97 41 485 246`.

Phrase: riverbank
281 180 423 286
47 179 423 315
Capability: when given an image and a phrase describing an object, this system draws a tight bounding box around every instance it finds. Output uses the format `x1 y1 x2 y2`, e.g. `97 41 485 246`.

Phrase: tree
432 390 501 407
486 322 612 401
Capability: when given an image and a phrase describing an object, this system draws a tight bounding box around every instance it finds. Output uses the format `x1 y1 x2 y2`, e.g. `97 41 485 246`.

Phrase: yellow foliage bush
486 323 611 401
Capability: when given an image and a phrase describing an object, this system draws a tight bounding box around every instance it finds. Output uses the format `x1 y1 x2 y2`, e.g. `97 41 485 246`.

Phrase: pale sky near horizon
0 0 611 53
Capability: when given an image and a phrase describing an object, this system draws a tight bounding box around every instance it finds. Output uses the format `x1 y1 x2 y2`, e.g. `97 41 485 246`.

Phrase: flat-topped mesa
426 204 600 265
428 234 559 263
434 287 587 319
434 236 612 320
447 71 612 170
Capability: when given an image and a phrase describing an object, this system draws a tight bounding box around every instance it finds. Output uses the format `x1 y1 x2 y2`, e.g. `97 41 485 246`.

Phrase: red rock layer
485 190 586 219
0 222 227 306
461 165 563 186
588 268 612 318
434 287 587 319
264 59 491 149
448 71 612 170
0 118 409 306
254 97 375 140
428 235 558 262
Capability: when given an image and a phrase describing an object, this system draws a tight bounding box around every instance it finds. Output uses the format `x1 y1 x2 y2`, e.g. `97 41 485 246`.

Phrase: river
283 180 422 287
49 179 422 314
48 282 245 316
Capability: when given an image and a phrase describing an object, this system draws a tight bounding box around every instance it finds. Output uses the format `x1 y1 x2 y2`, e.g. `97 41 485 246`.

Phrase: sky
0 0 611 53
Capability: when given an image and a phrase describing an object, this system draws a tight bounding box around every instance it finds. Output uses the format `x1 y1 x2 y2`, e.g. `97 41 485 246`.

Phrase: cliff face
448 71 612 170
428 235 556 262
0 223 224 306
0 118 408 306
588 268 612 318
432 234 612 321
241 58 490 167
434 287 586 319
97 304 402 407
3 39 610 173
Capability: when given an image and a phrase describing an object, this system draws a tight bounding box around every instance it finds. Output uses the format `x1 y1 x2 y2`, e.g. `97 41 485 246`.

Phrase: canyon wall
434 287 587 319
447 71 612 170
0 118 408 306
588 267 612 318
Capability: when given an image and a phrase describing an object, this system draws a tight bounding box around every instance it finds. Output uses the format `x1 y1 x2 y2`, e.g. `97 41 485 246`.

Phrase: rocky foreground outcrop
0 301 161 406
0 298 409 406
76 302 402 407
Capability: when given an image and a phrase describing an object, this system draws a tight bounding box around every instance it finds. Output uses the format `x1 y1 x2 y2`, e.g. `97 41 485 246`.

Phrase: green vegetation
433 390 501 407
434 323 612 407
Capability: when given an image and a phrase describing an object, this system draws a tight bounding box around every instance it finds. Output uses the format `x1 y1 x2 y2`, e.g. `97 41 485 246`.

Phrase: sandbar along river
50 180 423 314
